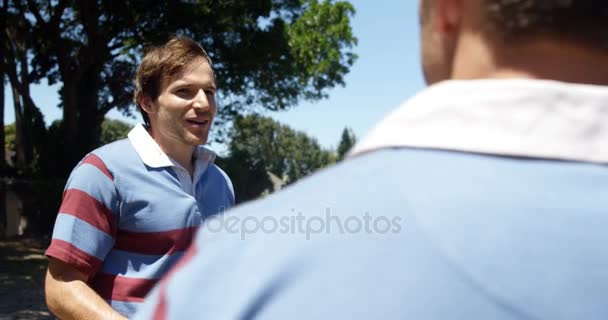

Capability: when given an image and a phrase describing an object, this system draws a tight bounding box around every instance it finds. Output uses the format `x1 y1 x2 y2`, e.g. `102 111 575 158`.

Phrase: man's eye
175 88 193 96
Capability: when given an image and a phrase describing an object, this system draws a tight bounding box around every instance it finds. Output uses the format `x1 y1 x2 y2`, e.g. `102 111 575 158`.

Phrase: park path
0 238 52 320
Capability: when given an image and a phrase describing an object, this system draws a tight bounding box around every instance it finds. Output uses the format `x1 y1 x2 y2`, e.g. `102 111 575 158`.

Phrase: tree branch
26 0 47 26
50 0 69 29
99 101 114 115
108 40 125 52
4 46 41 114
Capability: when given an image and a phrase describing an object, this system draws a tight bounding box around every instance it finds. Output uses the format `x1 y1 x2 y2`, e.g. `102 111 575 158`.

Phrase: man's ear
435 0 464 35
137 94 156 115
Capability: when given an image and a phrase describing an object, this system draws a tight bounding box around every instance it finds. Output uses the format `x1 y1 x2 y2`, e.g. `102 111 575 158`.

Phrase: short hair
482 0 608 50
134 36 213 127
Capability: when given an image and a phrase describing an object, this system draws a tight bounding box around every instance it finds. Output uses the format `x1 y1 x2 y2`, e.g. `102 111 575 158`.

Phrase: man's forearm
45 261 127 320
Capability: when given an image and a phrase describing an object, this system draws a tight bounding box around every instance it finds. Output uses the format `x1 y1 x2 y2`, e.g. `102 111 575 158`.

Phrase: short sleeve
45 153 119 278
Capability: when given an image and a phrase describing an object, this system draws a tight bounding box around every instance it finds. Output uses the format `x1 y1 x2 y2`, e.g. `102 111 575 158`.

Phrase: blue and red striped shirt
46 124 234 317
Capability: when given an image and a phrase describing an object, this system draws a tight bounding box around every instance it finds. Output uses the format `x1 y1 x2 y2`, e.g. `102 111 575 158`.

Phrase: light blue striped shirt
134 79 608 320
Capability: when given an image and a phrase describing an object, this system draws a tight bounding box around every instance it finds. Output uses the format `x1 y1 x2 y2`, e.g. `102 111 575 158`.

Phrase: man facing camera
44 36 234 319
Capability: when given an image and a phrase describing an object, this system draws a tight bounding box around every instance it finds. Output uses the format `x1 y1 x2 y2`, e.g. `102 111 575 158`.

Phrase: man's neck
451 37 608 86
148 128 196 176
168 148 195 177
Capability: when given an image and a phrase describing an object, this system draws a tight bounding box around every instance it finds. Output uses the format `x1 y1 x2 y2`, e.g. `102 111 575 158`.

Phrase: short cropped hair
134 36 212 127
483 0 608 50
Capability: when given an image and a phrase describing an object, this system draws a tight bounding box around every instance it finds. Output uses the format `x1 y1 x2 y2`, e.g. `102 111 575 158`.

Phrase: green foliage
4 119 132 175
4 124 16 157
288 0 358 100
4 0 357 177
215 154 271 205
337 127 356 160
222 114 336 203
99 119 134 146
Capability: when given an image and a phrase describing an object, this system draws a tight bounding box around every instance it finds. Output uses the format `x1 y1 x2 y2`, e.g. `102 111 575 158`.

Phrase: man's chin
187 135 208 146
184 130 209 145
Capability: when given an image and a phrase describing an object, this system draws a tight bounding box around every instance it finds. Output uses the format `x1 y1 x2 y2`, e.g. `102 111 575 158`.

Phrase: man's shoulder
245 148 437 206
202 149 416 240
207 163 230 181
203 146 600 246
90 138 133 158
200 163 235 204
87 138 140 168
184 148 608 320
66 139 141 182
212 163 233 185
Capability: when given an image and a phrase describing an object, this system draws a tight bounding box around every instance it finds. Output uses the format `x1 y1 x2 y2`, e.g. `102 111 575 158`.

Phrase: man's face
147 58 217 148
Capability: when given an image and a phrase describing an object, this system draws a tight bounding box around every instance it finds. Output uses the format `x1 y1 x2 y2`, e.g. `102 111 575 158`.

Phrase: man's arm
45 258 126 320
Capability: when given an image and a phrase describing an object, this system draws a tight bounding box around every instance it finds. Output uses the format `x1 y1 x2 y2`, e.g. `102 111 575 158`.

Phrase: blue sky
3 1 425 151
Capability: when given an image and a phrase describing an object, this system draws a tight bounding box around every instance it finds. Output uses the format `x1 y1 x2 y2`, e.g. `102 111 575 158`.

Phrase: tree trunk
18 49 33 168
10 80 26 171
78 65 103 153
59 60 105 175
0 76 5 237
58 83 104 175
1 0 9 236
5 48 37 175
0 75 6 171
4 7 37 175
56 73 82 175
0 0 7 171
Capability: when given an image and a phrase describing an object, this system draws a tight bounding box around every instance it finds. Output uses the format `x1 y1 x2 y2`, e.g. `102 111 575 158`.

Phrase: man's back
134 0 608 317
135 146 608 319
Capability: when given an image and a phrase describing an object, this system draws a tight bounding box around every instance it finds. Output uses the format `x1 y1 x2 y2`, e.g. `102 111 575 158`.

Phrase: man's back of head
419 0 608 85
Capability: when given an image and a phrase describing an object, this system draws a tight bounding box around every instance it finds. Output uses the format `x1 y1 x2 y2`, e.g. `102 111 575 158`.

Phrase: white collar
351 79 608 164
127 123 216 168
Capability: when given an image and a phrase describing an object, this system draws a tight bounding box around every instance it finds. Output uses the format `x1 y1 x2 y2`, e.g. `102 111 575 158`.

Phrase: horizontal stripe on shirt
79 153 114 180
114 227 197 255
60 189 116 236
51 213 115 260
46 239 103 277
64 164 117 210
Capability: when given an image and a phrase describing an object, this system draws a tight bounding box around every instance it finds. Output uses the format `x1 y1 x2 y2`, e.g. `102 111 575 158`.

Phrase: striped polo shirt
133 79 608 320
46 124 234 317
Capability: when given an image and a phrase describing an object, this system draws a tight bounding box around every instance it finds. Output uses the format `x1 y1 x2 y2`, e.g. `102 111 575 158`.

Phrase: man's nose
192 89 209 110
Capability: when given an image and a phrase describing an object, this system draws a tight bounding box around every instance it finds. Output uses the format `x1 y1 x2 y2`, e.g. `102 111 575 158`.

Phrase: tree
4 123 15 166
0 75 5 171
4 118 131 175
5 0 357 177
0 0 6 172
99 118 133 146
221 115 336 203
337 127 356 160
2 0 47 175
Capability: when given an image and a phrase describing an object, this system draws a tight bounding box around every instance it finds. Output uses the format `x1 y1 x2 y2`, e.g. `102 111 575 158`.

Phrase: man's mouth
186 119 210 126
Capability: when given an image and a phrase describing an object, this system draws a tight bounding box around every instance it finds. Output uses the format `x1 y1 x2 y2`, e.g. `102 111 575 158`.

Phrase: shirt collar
127 123 216 169
350 79 608 164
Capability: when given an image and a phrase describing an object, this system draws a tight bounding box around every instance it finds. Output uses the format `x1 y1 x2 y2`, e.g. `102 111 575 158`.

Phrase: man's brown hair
482 0 608 50
134 36 212 127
